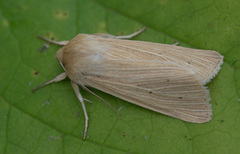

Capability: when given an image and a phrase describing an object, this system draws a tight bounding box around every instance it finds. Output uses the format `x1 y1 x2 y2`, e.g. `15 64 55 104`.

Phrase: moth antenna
32 72 67 92
79 84 119 114
37 35 69 46
83 98 92 103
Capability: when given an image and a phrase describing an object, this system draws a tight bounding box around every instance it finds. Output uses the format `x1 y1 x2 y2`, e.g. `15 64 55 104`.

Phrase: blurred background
0 0 239 153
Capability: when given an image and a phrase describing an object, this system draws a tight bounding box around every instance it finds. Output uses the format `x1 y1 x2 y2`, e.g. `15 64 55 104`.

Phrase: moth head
56 48 66 71
56 48 63 63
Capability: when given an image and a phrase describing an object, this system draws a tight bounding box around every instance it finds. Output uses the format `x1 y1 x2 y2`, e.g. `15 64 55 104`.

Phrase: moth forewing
77 60 212 123
96 37 224 84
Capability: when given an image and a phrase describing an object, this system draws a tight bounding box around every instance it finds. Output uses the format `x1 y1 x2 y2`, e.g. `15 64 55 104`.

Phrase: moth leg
172 42 179 46
32 72 67 92
71 81 89 140
94 27 146 39
37 35 69 46
114 27 146 39
93 33 116 38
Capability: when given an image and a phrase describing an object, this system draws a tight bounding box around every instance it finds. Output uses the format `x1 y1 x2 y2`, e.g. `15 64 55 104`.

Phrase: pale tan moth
32 27 223 139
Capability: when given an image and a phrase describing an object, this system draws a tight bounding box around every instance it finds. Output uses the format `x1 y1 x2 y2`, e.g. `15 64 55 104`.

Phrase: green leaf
0 0 239 153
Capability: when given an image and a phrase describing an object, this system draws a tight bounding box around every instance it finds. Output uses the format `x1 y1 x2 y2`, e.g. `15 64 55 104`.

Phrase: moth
32 27 223 139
